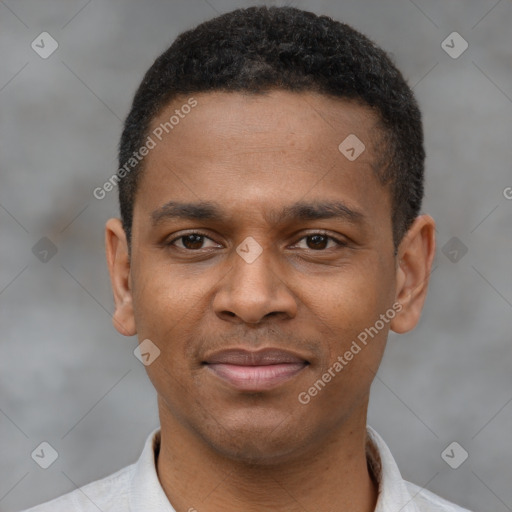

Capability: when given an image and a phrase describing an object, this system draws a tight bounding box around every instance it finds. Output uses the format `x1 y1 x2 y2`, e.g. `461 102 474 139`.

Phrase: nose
212 239 298 325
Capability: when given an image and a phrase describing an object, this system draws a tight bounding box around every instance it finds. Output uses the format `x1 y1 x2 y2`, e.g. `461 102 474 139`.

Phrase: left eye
293 233 346 251
167 232 345 251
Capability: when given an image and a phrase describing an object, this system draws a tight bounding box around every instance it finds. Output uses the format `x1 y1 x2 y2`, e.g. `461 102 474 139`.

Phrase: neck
155 402 378 512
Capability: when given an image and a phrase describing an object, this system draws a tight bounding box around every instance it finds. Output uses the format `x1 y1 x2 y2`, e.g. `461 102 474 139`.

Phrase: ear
390 214 436 334
105 218 137 337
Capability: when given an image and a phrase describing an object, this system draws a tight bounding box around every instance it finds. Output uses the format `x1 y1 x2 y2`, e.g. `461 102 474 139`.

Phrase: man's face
115 91 401 463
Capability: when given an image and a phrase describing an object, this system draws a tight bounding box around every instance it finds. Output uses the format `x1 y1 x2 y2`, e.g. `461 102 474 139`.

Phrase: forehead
148 90 379 160
134 90 390 232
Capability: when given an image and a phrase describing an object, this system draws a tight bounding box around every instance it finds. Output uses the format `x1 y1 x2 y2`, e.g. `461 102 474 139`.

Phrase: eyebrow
150 200 365 227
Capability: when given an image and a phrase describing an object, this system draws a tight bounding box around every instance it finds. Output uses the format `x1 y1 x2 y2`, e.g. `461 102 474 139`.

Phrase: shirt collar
128 425 420 512
129 427 175 511
366 425 421 512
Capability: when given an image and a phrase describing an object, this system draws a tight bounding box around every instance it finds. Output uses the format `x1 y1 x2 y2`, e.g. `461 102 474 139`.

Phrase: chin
212 436 305 466
197 414 312 466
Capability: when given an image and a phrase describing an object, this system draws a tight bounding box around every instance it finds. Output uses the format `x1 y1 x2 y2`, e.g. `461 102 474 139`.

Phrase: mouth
202 348 309 392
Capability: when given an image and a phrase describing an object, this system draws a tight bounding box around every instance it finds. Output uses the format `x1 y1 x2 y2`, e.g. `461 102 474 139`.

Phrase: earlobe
390 215 436 334
105 218 137 337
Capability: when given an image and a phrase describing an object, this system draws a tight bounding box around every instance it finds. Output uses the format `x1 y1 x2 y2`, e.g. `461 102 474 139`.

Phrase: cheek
130 258 218 384
299 279 391 418
311 260 394 358
130 266 202 408
317 264 388 321
131 256 201 335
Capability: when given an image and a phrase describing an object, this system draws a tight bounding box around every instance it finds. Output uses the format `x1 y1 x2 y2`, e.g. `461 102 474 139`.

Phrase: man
23 6 473 512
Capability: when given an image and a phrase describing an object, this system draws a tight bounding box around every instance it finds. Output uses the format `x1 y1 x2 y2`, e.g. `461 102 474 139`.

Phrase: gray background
1 0 511 511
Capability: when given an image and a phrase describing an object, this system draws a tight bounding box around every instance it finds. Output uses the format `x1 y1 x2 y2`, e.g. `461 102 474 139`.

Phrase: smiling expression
107 90 421 464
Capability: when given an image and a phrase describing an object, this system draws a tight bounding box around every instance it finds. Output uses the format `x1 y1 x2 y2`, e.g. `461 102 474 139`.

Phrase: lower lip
205 363 307 391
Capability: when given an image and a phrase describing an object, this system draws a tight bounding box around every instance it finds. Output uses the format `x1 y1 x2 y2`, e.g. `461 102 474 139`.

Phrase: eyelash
166 231 348 251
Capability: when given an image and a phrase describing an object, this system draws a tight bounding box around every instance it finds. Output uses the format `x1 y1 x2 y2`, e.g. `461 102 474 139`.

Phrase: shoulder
19 463 135 512
404 480 475 512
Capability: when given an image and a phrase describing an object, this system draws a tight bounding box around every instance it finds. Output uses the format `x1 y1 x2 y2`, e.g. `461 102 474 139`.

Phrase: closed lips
203 348 309 365
203 348 309 391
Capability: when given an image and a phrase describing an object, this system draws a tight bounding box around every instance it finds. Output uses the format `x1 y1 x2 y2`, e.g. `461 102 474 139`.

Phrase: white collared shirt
21 425 473 512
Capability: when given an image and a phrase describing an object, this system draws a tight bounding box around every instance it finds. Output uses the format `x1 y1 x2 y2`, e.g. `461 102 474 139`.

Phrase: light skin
105 90 436 512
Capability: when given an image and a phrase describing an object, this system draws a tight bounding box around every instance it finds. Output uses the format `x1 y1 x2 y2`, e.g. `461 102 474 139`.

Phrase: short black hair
118 6 424 253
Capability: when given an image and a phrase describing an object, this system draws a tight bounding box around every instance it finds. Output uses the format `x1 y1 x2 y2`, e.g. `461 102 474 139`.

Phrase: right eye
166 231 222 251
